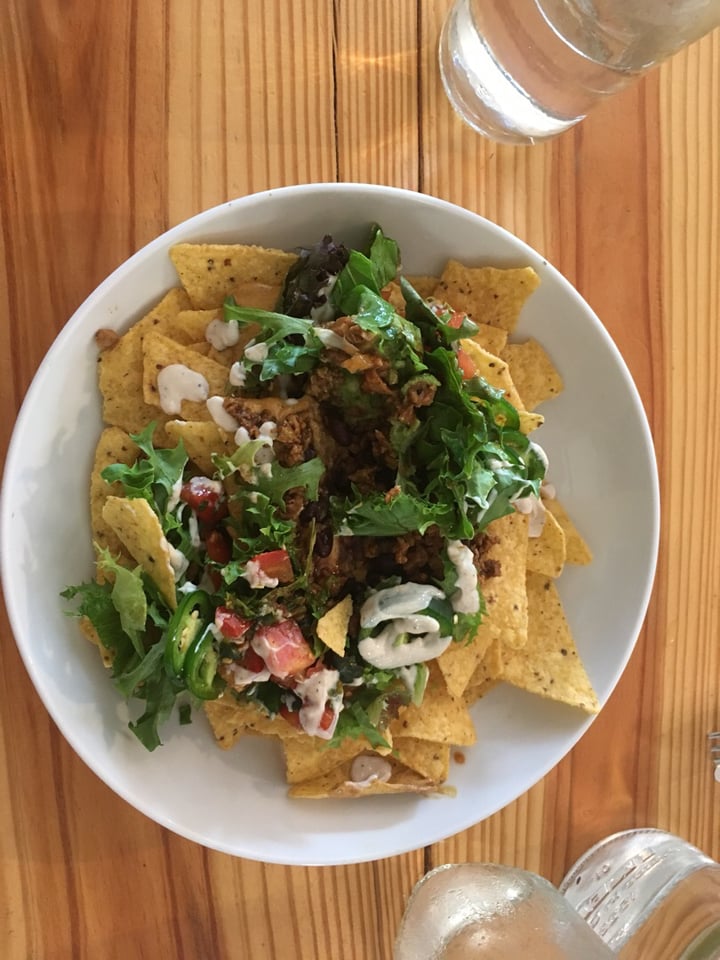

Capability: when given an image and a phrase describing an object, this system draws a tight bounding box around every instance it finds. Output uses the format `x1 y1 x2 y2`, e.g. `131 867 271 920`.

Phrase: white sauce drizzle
157 364 209 414
241 559 278 590
243 340 269 363
347 755 392 788
294 668 342 740
205 317 240 350
311 327 359 354
223 661 271 689
206 395 239 432
446 540 480 614
229 361 247 387
360 582 446 630
513 495 547 537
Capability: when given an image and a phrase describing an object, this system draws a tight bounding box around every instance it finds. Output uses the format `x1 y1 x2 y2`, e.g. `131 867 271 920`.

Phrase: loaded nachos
63 224 597 798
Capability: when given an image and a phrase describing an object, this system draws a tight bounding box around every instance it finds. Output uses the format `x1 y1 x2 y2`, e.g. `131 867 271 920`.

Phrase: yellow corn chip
545 499 592 565
501 339 564 410
165 419 235 475
142 331 229 421
459 339 541 433
434 261 540 332
160 308 220 344
483 512 530 650
204 696 303 749
527 509 567 578
90 427 139 567
463 677 499 707
101 496 177 609
470 323 509 356
405 275 440 299
98 288 191 442
391 663 476 746
79 615 114 669
394 737 450 782
469 638 504 688
316 595 352 657
282 734 371 785
169 243 296 309
501 573 599 713
288 756 436 798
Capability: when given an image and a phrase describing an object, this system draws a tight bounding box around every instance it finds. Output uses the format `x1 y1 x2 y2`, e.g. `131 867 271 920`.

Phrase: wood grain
1 1 719 956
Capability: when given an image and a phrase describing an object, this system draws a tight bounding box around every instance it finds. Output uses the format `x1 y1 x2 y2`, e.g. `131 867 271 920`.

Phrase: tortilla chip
288 756 436 798
394 738 450 782
470 323 509 356
165 419 235 475
527 509 566 578
463 677 499 707
282 734 371 785
169 243 296 309
545 499 592 565
316 595 352 657
101 496 177 609
501 339 564 410
391 663 476 746
79 615 114 668
98 288 191 442
469 638 504 688
142 331 229 421
159 308 220 344
458 339 539 435
204 696 302 749
405 275 439 299
501 573 599 713
434 262 540 332
90 427 139 567
483 512 530 650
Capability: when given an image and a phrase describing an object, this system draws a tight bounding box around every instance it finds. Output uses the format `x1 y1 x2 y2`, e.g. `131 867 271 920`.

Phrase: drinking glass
393 863 615 959
438 0 720 144
560 828 720 958
393 831 720 958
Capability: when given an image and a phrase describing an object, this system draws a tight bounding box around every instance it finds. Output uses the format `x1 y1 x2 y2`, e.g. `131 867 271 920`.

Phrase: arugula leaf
96 549 147 657
335 489 453 537
329 700 390 750
401 276 478 345
112 638 165 698
127 667 177 751
223 300 323 381
332 224 400 312
339 286 424 377
61 579 135 671
256 457 325 505
368 224 400 289
101 422 187 518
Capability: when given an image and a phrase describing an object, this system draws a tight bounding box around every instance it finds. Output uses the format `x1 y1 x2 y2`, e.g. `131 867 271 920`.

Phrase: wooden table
1 3 718 957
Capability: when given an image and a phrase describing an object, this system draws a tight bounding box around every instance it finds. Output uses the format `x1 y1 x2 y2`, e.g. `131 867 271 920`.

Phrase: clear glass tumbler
560 828 720 959
438 0 720 144
393 862 615 959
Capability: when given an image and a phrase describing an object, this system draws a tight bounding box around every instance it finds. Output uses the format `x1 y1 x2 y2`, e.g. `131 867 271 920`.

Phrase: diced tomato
251 549 293 584
205 530 231 565
279 704 302 729
239 646 266 673
252 619 315 679
456 348 476 380
279 702 335 732
180 477 228 527
447 310 467 329
318 704 335 732
214 606 251 640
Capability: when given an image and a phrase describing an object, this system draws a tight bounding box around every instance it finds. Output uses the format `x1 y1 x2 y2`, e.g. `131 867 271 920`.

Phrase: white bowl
1 184 659 865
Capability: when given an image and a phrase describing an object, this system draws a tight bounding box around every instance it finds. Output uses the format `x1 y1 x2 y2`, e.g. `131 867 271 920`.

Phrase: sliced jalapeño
184 628 223 700
164 589 213 678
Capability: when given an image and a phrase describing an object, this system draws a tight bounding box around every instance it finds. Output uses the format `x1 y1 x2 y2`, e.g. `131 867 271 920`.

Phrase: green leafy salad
63 225 547 756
